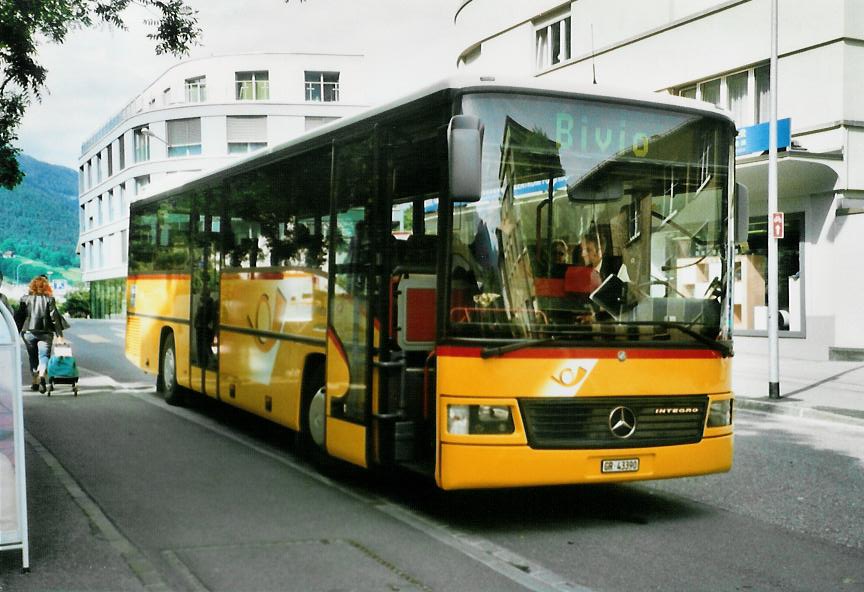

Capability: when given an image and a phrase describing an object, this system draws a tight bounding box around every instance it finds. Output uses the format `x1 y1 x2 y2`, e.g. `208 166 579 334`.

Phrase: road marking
162 550 210 592
377 503 591 592
25 432 172 592
124 388 592 592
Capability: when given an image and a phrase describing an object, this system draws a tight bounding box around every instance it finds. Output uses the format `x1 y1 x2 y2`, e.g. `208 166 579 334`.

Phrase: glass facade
89 278 126 319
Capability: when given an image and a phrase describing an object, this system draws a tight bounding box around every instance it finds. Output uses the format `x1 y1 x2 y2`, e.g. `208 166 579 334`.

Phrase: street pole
768 0 781 399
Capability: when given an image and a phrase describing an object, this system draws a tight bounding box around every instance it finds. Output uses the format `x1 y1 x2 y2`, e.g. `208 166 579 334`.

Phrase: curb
735 397 864 428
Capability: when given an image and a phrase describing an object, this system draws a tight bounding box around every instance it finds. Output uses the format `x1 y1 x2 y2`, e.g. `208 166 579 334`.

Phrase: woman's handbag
13 299 27 333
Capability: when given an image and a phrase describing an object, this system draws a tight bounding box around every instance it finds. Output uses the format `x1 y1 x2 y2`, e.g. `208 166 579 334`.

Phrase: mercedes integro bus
126 77 748 489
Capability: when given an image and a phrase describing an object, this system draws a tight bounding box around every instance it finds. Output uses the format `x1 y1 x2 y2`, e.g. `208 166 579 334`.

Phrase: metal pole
768 0 781 399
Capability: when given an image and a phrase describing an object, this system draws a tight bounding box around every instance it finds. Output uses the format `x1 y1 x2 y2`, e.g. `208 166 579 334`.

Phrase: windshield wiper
478 322 731 358
625 321 732 357
481 336 561 359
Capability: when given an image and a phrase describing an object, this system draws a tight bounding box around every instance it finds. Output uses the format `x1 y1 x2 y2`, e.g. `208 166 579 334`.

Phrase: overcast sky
18 0 457 169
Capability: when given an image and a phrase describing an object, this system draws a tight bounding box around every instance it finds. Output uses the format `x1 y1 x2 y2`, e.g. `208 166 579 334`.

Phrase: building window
118 135 125 170
726 71 748 125
121 229 128 264
134 127 150 162
185 76 207 102
700 78 721 107
236 71 269 100
96 153 103 183
755 65 770 124
536 15 571 70
227 115 267 154
135 175 151 196
119 183 127 214
674 64 771 128
167 117 202 157
305 71 340 102
305 116 338 132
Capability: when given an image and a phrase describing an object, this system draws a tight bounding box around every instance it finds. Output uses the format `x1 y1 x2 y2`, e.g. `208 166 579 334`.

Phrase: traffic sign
771 212 784 239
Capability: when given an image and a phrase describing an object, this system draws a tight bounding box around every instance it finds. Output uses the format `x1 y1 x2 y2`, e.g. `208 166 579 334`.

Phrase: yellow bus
126 77 747 489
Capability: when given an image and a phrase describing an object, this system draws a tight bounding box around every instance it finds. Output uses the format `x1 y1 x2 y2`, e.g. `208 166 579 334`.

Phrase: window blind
227 116 267 142
167 118 202 145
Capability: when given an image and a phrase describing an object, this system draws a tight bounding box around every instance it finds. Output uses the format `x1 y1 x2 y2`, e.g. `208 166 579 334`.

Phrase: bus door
190 191 220 397
326 136 378 467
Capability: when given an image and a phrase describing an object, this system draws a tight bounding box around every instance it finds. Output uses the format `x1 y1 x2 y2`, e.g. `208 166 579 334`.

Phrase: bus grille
518 395 709 449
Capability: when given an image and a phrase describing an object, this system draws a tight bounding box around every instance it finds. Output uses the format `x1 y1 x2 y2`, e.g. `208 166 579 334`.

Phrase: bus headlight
707 399 733 427
447 405 515 435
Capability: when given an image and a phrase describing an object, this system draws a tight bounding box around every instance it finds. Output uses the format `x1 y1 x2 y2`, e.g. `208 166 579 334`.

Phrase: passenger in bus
195 288 217 366
580 231 618 279
553 239 570 264
550 239 570 278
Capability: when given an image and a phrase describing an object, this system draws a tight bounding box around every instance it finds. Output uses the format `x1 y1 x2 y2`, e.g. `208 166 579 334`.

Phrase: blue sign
736 118 791 156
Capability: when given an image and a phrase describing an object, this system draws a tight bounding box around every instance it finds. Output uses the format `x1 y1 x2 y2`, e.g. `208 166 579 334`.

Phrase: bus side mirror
734 182 749 244
448 115 484 202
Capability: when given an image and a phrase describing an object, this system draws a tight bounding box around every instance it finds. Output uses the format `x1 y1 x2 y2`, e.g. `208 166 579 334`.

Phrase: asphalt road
5 319 864 591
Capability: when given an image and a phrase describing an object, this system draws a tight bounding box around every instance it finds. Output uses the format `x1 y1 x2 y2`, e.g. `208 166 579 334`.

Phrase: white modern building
78 52 366 317
454 0 864 361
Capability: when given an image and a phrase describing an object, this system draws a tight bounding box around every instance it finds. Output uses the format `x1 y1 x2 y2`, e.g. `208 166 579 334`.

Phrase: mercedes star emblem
609 406 637 439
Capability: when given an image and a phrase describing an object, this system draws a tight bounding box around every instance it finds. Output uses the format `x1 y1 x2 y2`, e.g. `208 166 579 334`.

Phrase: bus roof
134 75 734 205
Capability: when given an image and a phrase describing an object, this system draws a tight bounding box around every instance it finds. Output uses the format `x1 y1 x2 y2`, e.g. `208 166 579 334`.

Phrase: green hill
0 154 79 283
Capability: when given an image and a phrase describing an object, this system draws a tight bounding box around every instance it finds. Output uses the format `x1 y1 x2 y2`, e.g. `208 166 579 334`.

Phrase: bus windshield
446 92 734 348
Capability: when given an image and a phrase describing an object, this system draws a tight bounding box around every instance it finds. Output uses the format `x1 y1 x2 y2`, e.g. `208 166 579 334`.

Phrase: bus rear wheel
160 333 186 406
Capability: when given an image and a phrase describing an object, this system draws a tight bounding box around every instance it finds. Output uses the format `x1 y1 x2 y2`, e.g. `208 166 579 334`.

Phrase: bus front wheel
308 387 326 448
298 363 326 458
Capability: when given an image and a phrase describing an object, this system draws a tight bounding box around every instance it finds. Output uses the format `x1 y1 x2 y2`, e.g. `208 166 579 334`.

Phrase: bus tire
160 333 186 406
298 362 326 459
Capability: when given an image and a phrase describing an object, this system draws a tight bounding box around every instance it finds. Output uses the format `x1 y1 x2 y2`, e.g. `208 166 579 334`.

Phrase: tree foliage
0 154 80 269
0 0 201 189
60 287 90 318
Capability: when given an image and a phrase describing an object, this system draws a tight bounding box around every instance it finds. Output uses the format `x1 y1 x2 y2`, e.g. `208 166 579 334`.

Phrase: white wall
454 0 864 358
78 52 368 285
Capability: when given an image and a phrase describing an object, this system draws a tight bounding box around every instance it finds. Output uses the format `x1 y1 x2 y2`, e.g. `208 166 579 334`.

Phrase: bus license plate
601 458 639 473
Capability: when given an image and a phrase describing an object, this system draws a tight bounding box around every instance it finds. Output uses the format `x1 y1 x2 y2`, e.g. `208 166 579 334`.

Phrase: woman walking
17 276 68 393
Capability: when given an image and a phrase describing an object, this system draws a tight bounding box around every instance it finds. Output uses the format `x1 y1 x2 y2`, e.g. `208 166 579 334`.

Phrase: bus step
393 420 416 462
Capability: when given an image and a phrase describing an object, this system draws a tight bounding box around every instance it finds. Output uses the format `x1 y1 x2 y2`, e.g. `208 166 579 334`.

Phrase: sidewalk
732 350 864 426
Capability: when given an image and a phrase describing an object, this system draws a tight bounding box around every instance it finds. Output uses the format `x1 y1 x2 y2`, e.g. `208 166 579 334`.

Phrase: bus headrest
564 266 601 295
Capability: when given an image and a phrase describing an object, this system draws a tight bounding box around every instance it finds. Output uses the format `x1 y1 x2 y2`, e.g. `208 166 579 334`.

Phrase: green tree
60 287 90 318
0 0 201 189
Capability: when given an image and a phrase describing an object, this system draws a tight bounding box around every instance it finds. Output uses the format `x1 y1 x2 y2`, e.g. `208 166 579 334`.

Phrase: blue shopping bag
47 354 78 379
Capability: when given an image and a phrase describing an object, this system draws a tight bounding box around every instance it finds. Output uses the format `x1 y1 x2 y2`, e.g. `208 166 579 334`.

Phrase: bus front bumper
438 434 733 490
